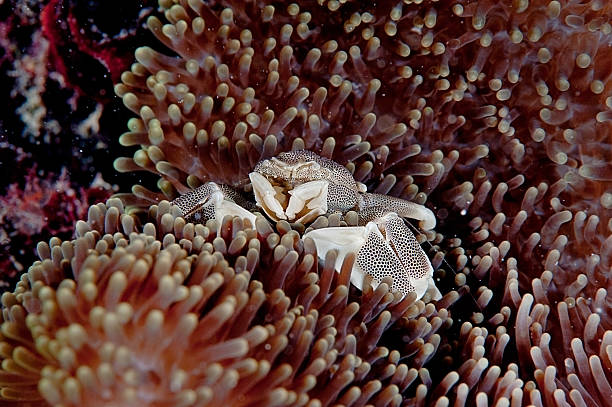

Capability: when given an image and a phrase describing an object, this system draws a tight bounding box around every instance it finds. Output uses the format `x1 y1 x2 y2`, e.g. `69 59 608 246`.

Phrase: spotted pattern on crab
304 213 439 300
171 150 439 301
360 226 412 288
254 150 365 193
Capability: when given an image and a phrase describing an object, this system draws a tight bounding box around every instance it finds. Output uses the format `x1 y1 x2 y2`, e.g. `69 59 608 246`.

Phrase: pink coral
0 168 113 284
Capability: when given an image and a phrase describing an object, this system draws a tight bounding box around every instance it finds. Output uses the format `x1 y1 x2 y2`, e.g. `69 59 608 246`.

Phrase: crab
171 150 440 301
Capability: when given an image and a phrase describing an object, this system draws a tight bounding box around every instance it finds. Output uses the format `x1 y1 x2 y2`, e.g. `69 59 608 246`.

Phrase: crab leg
360 193 436 230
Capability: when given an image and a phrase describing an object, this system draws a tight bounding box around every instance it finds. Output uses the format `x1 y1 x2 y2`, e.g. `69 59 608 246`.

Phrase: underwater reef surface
0 0 157 285
0 0 610 406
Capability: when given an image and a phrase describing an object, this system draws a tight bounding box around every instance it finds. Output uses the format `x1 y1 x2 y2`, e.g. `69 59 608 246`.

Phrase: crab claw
304 212 440 300
172 182 257 229
249 172 287 220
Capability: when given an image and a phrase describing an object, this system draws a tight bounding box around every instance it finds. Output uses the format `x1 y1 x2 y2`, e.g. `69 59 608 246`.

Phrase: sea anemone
3 0 611 405
0 198 455 406
111 0 612 402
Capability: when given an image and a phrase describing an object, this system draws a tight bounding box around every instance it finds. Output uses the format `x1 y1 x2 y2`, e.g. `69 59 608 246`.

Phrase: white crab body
172 150 440 300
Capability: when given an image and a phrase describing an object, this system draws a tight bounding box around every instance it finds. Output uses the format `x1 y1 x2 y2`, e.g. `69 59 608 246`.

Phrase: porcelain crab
172 150 440 300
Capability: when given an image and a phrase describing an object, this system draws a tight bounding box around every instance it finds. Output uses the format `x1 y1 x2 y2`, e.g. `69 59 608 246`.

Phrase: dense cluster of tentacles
1 199 457 406
1 0 611 405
